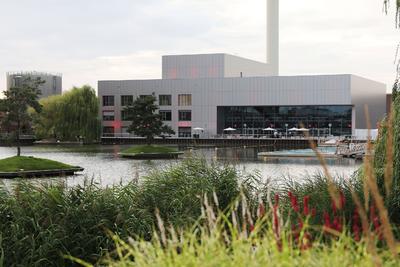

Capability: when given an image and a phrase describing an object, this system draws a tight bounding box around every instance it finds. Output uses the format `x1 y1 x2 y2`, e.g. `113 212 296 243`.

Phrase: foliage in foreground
0 159 254 266
0 156 74 172
0 143 399 267
103 210 398 267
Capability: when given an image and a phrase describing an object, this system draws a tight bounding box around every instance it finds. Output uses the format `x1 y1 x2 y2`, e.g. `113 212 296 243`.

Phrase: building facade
6 71 62 99
98 54 386 138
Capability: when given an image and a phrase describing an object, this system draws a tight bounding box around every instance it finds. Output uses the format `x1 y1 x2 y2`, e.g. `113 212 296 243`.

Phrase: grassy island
0 156 83 178
119 145 182 159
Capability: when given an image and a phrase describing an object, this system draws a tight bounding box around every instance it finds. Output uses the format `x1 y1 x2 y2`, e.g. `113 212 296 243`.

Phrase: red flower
370 204 382 239
249 224 255 233
288 192 299 213
311 208 316 217
332 216 342 233
273 205 279 235
323 212 331 229
352 209 361 241
339 191 345 209
274 194 280 207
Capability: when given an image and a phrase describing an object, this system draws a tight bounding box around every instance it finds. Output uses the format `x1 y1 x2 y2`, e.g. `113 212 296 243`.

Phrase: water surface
0 145 362 187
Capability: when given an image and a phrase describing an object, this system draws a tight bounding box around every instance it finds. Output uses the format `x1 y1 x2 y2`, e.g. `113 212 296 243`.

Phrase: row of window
102 94 192 107
102 110 192 122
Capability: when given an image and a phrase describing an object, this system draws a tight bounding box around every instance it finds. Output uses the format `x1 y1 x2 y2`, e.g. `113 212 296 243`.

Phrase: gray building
98 53 386 138
6 71 62 99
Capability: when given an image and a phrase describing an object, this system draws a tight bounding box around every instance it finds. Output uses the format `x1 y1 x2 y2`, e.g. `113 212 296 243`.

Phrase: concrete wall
162 53 274 80
223 54 270 78
350 75 386 129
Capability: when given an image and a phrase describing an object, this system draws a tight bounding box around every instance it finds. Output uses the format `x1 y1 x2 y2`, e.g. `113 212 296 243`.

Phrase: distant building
6 71 62 99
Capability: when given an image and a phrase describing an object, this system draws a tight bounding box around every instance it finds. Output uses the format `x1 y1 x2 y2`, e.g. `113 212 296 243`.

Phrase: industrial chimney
267 0 279 75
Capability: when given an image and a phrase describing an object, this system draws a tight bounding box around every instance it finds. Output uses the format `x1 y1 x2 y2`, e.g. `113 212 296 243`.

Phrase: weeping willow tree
32 85 100 142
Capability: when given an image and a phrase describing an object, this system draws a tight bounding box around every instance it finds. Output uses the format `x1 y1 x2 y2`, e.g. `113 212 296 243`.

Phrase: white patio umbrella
262 127 276 131
288 127 299 131
223 127 236 132
298 128 310 132
193 127 204 131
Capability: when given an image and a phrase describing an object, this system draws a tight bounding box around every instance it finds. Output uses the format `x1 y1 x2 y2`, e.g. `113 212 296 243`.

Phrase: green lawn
121 145 179 154
0 156 75 172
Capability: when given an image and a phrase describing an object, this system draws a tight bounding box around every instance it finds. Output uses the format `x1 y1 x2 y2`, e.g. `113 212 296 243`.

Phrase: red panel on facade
178 121 192 127
112 120 122 129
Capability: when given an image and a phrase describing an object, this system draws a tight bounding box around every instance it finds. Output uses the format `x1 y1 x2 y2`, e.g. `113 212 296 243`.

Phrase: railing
336 143 367 157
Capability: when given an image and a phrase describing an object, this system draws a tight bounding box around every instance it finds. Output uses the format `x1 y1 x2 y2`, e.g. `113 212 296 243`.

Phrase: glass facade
217 106 353 136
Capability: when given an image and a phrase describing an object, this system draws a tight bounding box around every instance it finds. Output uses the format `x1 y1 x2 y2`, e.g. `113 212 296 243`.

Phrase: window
178 94 192 106
179 110 192 121
160 110 172 121
103 96 114 106
103 111 115 121
121 110 131 121
159 95 172 106
103 127 114 135
178 127 192 138
121 95 133 106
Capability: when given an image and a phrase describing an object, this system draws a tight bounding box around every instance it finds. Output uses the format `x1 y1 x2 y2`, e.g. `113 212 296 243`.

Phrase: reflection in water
0 145 362 188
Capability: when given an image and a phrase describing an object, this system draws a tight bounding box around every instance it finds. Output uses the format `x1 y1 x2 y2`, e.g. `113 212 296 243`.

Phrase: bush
0 159 258 266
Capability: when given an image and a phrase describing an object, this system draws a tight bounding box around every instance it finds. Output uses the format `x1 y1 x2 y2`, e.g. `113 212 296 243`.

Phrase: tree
124 95 175 145
0 77 43 156
31 85 100 142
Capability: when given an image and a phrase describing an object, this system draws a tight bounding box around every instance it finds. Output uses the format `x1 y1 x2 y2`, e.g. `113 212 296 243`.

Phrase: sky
0 0 399 93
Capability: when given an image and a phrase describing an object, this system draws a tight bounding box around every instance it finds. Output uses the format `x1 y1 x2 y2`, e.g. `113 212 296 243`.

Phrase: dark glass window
103 111 115 121
103 96 114 106
160 110 172 121
121 110 131 121
178 127 192 138
179 110 192 121
217 105 352 136
121 95 133 106
159 95 172 106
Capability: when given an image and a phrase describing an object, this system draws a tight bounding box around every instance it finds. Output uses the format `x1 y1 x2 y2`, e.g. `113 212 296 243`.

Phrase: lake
0 145 362 187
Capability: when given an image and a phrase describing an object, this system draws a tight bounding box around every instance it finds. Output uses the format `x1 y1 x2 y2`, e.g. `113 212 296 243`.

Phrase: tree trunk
17 119 21 157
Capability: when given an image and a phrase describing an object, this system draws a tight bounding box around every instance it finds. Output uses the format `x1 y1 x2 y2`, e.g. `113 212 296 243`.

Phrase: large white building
98 0 386 138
